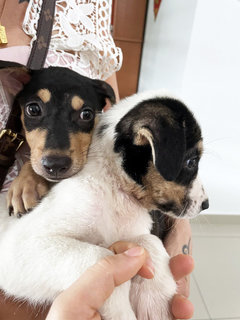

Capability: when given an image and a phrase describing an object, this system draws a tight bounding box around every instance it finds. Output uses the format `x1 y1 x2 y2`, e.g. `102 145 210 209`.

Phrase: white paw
100 281 137 320
130 272 176 320
129 234 177 320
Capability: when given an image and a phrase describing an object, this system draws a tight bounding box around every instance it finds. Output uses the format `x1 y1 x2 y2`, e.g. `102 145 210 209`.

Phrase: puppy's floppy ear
92 79 116 109
134 120 186 181
0 60 31 86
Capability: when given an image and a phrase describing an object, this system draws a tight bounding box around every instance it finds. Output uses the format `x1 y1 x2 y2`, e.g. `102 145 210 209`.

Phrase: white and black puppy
0 91 208 320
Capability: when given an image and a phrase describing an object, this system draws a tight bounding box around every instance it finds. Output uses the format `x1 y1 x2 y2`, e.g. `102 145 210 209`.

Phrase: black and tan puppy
0 62 115 216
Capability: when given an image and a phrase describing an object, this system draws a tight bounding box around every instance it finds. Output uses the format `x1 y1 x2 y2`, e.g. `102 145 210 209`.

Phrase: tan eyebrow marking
71 96 84 111
37 89 51 103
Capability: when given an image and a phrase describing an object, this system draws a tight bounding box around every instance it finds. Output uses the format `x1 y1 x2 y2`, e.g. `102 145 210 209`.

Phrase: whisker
23 154 31 160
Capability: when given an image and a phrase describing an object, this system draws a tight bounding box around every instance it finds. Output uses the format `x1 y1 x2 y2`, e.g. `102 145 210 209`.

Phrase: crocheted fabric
23 0 122 80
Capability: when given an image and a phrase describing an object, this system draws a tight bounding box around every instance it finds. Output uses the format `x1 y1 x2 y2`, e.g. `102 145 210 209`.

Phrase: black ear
0 60 31 85
134 121 186 181
92 79 116 109
0 60 26 69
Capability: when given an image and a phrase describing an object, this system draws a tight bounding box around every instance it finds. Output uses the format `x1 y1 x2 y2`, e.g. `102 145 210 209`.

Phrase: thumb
47 246 146 320
72 246 146 308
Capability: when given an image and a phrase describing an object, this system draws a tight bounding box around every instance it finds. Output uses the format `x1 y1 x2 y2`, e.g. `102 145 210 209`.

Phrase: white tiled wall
190 215 240 320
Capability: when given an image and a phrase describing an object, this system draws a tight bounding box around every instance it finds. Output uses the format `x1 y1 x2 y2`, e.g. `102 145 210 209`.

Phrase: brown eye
80 108 94 121
26 103 42 117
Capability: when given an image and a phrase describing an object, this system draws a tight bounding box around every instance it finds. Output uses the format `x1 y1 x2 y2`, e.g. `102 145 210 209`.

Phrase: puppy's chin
43 171 76 182
162 202 207 220
31 164 81 182
160 210 199 220
157 201 203 220
41 170 79 182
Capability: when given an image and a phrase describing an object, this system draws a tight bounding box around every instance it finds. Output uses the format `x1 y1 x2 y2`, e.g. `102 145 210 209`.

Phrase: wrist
163 219 192 257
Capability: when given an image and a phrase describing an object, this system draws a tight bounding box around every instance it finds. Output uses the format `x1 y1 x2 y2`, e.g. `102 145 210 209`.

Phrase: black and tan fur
0 62 115 215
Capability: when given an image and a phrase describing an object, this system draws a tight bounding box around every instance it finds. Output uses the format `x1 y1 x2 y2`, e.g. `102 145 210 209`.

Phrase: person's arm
164 219 192 297
105 73 120 103
104 73 120 111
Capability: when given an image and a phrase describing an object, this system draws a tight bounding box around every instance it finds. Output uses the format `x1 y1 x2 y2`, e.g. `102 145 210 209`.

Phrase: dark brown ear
0 60 31 85
92 79 116 109
134 122 186 181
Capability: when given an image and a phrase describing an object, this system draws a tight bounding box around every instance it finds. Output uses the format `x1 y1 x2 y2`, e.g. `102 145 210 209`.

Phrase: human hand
164 219 195 319
46 240 194 320
46 245 153 320
110 241 194 320
170 254 194 319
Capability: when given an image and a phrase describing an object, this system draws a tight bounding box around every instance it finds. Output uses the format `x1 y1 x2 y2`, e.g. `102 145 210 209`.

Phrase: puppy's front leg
7 161 49 216
130 234 176 320
100 280 136 320
0 235 135 320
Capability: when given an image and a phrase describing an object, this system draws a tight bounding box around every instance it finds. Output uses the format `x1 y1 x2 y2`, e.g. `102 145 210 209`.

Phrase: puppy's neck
86 133 156 212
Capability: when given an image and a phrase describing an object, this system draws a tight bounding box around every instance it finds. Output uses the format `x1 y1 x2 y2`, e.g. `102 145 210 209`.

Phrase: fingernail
124 246 144 257
179 294 188 301
146 257 155 276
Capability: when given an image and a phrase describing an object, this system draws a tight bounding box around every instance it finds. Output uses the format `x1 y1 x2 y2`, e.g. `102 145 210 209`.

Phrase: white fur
184 177 207 219
0 91 194 319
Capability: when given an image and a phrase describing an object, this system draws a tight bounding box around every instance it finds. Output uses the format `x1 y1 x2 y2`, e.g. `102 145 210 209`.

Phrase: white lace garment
23 0 122 80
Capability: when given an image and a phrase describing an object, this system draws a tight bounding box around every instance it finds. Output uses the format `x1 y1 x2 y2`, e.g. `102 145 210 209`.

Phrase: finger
109 241 154 279
56 246 146 318
108 240 135 253
169 254 194 281
171 294 194 319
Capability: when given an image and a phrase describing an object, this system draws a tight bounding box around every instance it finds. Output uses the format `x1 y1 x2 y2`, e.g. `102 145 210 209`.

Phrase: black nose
201 199 209 211
42 156 72 177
